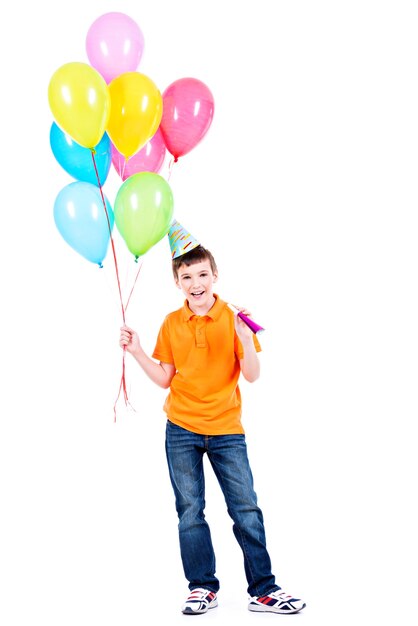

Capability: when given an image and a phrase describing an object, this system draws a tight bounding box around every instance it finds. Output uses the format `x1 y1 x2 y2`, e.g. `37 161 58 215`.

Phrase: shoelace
186 588 211 601
269 590 293 600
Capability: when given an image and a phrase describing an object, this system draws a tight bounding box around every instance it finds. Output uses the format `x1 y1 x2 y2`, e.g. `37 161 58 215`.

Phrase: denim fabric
165 420 279 596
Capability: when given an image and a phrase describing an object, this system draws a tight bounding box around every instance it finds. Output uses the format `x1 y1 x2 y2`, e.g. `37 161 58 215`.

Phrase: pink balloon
111 128 167 181
160 77 215 161
86 12 144 84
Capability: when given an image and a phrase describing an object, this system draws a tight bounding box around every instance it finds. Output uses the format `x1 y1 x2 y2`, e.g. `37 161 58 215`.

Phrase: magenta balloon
86 12 144 84
111 128 167 180
160 77 215 161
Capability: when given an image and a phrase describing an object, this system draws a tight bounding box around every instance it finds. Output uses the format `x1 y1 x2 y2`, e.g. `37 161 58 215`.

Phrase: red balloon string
91 152 125 321
91 150 132 420
121 156 127 181
112 260 144 421
125 258 143 311
167 156 175 181
113 351 133 421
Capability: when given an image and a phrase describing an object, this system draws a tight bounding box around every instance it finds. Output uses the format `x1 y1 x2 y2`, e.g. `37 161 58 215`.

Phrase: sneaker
181 588 218 614
248 588 306 614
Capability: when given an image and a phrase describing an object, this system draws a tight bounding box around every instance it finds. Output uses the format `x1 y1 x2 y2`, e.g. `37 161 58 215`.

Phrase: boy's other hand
119 325 141 354
232 305 253 342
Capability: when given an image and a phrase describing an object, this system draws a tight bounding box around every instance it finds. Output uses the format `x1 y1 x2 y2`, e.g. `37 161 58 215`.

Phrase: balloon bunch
48 11 215 417
49 11 215 267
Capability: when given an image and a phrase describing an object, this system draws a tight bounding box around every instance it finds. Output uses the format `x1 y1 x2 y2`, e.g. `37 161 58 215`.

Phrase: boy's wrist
131 346 144 360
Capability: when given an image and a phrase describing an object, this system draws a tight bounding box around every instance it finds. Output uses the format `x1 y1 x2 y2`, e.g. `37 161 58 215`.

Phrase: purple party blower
228 304 265 335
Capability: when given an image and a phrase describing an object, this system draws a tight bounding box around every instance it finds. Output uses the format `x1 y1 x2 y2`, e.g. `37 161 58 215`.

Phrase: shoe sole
249 602 306 614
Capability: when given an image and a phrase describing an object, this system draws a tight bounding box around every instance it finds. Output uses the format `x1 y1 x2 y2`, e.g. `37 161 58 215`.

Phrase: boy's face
175 259 218 309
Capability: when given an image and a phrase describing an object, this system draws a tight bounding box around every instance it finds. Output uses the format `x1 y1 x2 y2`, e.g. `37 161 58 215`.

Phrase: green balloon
114 172 174 258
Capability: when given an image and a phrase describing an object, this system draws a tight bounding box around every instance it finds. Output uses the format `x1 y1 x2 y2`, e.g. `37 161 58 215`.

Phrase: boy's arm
235 314 261 383
131 349 175 389
120 325 176 389
239 336 261 382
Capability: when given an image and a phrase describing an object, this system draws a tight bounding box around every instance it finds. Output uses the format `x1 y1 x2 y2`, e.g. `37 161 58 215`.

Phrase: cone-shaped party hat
168 219 200 258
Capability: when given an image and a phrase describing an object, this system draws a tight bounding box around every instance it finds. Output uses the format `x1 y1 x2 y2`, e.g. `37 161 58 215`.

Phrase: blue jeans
165 420 279 596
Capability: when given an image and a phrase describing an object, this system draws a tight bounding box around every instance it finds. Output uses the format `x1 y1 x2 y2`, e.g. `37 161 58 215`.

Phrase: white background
1 1 417 624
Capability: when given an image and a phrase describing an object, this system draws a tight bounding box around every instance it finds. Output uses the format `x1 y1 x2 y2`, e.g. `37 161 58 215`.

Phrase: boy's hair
172 245 218 279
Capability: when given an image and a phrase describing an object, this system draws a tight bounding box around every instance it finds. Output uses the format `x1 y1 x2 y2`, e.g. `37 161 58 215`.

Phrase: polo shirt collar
182 293 225 321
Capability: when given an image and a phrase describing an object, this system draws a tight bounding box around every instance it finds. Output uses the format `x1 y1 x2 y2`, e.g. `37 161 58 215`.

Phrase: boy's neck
188 294 216 316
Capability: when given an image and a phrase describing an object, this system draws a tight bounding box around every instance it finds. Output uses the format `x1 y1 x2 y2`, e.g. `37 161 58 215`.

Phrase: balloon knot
99 262 103 269
91 148 97 155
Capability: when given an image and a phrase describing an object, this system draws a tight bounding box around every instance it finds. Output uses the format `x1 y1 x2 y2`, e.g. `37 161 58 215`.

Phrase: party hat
168 219 200 258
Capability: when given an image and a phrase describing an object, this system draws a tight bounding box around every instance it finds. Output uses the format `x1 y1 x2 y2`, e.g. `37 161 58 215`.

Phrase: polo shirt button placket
196 320 206 348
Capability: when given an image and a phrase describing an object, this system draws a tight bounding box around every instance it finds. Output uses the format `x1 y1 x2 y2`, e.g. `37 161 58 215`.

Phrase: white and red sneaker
181 587 218 614
248 588 306 614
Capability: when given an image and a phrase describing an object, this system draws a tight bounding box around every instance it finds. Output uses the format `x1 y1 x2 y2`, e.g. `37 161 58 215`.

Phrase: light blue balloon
50 123 112 186
53 182 114 267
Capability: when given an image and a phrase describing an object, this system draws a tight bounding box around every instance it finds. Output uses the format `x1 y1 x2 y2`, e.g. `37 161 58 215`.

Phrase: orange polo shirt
152 295 261 435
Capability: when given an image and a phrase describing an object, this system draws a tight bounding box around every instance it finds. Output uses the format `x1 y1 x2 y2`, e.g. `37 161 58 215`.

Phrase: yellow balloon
107 72 163 160
48 62 110 149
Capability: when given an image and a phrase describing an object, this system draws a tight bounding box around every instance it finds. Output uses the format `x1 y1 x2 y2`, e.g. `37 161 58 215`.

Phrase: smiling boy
119 235 305 616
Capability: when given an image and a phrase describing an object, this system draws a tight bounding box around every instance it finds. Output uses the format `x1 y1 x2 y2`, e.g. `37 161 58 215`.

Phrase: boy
119 238 305 615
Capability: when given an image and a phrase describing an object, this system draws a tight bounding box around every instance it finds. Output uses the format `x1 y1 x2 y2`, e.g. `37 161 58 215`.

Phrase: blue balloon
53 182 114 267
50 123 112 186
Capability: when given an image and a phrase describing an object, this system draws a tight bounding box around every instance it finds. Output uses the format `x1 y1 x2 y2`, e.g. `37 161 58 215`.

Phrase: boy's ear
213 271 218 283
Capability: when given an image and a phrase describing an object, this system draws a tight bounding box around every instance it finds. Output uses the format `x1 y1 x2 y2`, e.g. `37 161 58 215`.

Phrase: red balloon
160 77 214 161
